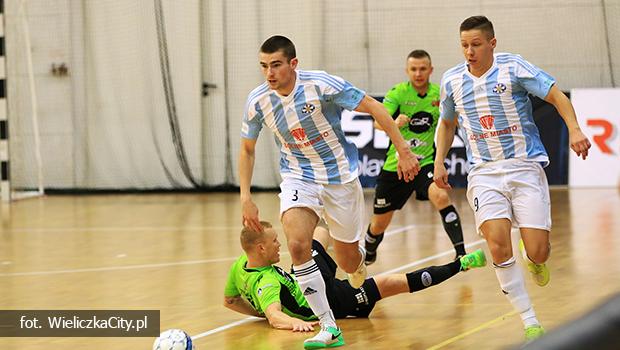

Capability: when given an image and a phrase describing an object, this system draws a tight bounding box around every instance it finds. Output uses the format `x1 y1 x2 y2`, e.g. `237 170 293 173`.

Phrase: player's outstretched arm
544 85 592 160
239 137 262 232
264 303 318 332
356 95 420 181
373 114 409 131
434 118 457 189
223 296 262 317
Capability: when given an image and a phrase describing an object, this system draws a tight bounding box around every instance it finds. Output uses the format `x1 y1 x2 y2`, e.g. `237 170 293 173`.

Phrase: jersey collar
465 54 498 81
273 70 300 101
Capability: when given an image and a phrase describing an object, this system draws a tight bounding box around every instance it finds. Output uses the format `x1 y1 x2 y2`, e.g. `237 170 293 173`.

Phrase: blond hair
240 221 273 252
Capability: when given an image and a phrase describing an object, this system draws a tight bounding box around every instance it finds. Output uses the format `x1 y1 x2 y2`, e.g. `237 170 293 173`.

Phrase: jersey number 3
292 189 299 202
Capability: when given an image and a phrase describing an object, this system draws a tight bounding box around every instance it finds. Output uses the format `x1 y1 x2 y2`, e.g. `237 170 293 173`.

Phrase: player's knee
486 240 512 263
432 190 450 208
527 244 550 264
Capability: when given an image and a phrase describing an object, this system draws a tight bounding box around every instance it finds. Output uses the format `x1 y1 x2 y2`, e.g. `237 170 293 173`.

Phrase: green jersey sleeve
255 275 282 311
382 85 401 116
224 259 241 297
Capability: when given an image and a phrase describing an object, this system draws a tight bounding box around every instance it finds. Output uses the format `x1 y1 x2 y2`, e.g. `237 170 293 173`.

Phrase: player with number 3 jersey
238 35 420 349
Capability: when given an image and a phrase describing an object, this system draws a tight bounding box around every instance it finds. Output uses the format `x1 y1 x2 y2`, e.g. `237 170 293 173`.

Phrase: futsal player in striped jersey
434 16 591 341
239 35 420 349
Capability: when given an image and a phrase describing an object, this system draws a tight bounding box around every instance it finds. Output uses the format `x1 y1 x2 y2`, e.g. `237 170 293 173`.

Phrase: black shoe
364 233 384 266
364 250 377 266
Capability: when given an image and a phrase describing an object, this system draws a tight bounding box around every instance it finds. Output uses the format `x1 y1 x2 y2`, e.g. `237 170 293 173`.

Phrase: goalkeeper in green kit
365 50 467 265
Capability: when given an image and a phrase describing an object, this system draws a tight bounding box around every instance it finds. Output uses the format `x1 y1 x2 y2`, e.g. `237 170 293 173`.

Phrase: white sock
494 256 540 328
293 259 336 328
356 245 366 269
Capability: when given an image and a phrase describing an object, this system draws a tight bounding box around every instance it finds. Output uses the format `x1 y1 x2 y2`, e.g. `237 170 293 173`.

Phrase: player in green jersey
224 221 487 344
365 50 467 265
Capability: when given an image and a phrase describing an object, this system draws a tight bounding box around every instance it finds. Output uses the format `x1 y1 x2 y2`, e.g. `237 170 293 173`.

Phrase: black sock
366 225 383 239
439 205 466 256
365 225 384 254
406 260 461 293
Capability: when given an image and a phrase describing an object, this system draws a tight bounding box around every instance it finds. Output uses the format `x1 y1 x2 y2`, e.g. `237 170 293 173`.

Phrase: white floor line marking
3 223 431 234
191 317 263 340
191 238 487 340
0 224 425 277
377 239 485 276
0 256 246 277
3 226 245 233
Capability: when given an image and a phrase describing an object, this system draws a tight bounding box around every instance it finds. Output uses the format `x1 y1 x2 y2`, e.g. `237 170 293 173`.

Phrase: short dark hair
260 35 296 62
240 221 273 252
460 16 495 39
407 49 432 62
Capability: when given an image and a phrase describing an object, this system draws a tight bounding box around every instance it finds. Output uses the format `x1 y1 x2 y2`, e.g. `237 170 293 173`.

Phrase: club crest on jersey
408 138 427 148
301 103 316 114
290 128 307 141
432 100 440 107
493 83 507 94
479 115 495 130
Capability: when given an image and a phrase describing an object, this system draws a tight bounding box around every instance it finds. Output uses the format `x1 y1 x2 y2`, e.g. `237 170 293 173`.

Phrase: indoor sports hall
1 1 619 349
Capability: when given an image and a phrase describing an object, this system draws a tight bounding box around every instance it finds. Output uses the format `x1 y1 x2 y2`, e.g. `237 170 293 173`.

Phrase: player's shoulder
246 82 270 105
386 81 410 96
228 254 248 275
429 82 440 94
441 63 468 85
394 81 412 92
495 53 541 77
256 266 285 286
298 69 346 89
234 254 249 267
495 52 533 68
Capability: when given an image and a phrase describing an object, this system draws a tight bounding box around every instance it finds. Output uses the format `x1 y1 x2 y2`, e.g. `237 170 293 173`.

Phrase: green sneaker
524 324 545 341
459 249 487 271
303 326 345 349
519 240 550 287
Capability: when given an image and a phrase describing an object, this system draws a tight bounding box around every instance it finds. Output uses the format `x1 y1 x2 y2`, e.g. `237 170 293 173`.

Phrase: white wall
5 0 620 189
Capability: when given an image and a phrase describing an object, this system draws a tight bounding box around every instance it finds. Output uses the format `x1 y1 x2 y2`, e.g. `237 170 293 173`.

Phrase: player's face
405 57 433 91
262 228 282 264
259 50 298 96
460 29 496 75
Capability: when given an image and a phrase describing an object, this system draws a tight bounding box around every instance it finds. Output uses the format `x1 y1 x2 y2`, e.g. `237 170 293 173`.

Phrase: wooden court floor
0 188 619 349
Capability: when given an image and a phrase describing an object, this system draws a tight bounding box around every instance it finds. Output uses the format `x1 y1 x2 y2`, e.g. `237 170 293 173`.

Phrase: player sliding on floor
223 221 487 349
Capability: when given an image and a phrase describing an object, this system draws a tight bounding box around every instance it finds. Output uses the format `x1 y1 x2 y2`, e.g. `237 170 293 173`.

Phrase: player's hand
569 128 591 160
433 162 451 189
396 148 420 182
241 198 262 232
395 114 410 129
290 320 318 332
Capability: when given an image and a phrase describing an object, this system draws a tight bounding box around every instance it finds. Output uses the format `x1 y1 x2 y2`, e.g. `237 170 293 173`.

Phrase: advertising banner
341 109 469 188
343 95 571 188
569 89 620 187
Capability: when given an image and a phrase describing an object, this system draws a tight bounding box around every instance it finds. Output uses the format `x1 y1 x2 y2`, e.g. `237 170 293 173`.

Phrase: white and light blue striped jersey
440 53 555 167
241 70 365 184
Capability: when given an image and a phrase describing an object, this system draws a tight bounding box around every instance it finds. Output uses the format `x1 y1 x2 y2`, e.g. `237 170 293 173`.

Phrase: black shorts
311 240 381 318
373 163 435 214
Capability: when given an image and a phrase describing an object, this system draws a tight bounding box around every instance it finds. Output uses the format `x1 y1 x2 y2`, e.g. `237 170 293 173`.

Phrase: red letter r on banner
587 119 614 154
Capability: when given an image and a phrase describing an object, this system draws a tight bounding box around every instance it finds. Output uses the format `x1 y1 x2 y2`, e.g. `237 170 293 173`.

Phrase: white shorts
466 159 552 234
279 177 366 243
